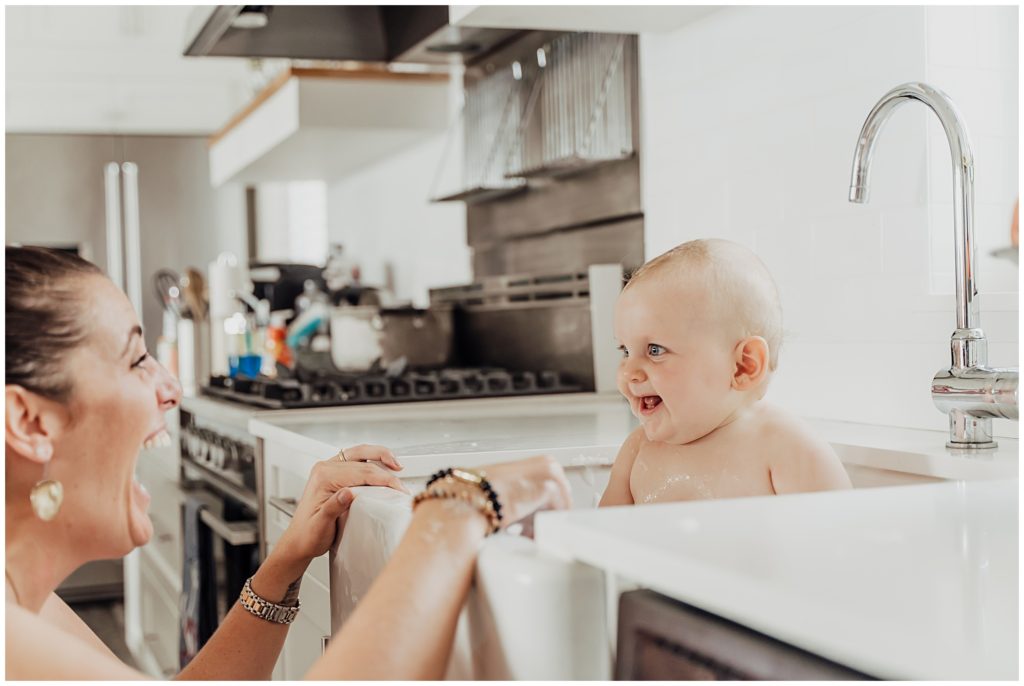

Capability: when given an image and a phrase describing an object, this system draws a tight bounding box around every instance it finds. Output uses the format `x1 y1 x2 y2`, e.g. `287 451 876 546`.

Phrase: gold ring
338 448 347 462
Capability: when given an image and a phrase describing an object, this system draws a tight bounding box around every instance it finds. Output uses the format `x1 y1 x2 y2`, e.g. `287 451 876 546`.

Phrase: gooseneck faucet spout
848 82 1018 449
850 83 979 334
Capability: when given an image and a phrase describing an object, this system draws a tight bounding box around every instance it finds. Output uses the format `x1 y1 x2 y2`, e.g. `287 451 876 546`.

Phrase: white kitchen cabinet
262 437 333 679
208 66 452 187
274 573 332 680
138 550 181 678
265 506 332 680
128 415 184 676
449 5 720 34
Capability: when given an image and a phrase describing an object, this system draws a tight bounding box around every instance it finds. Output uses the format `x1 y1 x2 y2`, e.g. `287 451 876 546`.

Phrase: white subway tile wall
640 5 1018 435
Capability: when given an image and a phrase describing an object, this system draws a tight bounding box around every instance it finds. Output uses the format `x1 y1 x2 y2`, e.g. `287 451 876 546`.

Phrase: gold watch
239 576 300 624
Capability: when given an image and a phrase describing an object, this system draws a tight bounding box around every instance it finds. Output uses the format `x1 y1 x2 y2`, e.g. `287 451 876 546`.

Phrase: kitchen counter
534 478 1018 680
250 394 1018 679
248 393 1018 481
249 393 636 476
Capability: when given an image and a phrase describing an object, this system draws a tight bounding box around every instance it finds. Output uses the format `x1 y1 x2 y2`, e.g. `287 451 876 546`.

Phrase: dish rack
508 32 636 179
431 32 637 203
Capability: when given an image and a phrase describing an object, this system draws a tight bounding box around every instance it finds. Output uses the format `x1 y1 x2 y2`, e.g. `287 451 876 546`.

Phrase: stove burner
203 368 581 409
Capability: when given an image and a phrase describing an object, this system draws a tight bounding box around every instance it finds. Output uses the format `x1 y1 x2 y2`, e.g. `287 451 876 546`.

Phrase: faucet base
945 411 997 450
946 441 998 450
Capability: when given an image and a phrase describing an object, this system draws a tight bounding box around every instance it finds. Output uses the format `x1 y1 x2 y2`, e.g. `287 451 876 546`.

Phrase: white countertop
534 478 1019 680
248 393 1018 481
246 393 1019 677
249 393 636 476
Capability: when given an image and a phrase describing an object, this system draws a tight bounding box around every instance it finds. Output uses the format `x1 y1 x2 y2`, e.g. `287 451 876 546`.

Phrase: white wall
325 132 471 307
255 181 329 265
640 6 1018 436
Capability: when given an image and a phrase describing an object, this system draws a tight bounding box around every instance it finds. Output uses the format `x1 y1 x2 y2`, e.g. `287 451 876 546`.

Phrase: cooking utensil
329 306 453 372
181 267 209 321
154 268 188 319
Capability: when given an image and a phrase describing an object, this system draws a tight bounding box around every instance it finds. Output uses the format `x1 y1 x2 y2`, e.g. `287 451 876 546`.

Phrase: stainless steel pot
329 305 453 371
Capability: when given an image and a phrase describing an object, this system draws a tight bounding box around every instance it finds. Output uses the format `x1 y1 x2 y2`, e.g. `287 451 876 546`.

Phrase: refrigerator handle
121 162 144 317
103 162 124 290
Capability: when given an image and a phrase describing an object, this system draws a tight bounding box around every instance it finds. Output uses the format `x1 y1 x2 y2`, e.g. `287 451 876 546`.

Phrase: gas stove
202 367 582 410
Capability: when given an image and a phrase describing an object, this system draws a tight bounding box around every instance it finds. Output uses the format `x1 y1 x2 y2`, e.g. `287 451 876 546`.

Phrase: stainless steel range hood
184 5 524 66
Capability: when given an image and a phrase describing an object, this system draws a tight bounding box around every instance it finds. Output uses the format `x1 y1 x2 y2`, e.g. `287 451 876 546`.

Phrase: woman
5 246 572 680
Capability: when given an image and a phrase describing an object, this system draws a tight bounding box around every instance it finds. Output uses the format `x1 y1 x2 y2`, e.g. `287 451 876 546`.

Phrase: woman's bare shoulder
39 592 119 658
6 601 147 680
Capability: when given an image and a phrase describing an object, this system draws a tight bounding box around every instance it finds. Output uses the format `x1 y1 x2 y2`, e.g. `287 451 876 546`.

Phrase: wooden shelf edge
208 65 450 147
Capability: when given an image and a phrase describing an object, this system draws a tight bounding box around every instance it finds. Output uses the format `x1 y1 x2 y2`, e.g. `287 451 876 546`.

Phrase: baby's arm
768 423 852 494
599 427 646 507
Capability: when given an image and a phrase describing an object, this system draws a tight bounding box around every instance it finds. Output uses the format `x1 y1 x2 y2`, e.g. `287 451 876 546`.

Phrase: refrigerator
5 134 248 352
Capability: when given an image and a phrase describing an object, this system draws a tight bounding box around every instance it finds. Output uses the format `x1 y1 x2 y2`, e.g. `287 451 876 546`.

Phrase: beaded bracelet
426 467 504 525
416 468 504 534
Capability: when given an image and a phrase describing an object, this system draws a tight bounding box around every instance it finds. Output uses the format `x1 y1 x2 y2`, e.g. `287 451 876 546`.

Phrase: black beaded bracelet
426 467 504 524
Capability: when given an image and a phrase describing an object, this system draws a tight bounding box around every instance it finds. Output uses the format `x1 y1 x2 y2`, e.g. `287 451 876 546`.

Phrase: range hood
184 5 524 66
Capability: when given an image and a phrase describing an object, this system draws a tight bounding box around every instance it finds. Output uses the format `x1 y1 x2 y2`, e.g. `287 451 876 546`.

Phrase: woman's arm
306 454 571 680
177 447 405 680
305 498 488 680
175 546 309 680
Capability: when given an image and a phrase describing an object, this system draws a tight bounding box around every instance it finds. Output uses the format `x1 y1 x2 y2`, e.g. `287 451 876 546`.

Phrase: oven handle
199 509 258 546
268 496 298 519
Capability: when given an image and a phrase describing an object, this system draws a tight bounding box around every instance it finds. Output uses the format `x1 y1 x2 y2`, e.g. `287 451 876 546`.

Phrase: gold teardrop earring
29 444 63 522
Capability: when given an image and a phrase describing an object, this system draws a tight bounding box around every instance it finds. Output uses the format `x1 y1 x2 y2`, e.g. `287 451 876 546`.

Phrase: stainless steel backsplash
449 31 643 388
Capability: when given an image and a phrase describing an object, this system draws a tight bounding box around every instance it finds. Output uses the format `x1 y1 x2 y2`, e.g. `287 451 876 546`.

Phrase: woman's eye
131 352 150 369
648 344 665 357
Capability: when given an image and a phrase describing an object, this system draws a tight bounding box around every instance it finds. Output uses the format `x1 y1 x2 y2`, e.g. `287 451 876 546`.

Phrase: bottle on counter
262 310 294 377
224 311 261 378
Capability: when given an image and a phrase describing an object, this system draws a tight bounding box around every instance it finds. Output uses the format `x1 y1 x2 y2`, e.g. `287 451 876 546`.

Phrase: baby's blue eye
648 344 665 357
618 345 629 359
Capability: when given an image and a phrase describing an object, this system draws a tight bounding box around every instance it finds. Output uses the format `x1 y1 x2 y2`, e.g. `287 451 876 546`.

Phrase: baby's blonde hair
625 239 784 370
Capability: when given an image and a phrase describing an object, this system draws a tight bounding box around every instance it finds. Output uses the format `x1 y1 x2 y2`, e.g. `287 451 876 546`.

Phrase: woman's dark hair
6 246 104 400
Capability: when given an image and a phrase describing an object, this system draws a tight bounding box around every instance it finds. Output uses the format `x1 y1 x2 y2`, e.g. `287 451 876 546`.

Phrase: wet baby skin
600 240 851 507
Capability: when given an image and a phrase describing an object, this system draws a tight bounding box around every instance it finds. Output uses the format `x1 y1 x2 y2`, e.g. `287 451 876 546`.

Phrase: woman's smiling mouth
142 428 171 451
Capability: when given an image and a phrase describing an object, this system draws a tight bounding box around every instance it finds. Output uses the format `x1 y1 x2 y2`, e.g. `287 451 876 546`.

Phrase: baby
600 238 851 506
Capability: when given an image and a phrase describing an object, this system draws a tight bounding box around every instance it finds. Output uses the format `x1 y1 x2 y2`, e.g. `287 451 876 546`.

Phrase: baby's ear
731 336 770 391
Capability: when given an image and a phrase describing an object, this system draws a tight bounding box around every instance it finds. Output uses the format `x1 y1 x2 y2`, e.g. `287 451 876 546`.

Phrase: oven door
179 484 259 668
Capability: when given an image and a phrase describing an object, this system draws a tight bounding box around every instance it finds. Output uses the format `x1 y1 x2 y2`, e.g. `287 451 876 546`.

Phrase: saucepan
328 305 453 371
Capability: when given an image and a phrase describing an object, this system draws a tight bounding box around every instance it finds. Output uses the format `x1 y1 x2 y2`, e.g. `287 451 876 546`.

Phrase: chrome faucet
848 82 1018 449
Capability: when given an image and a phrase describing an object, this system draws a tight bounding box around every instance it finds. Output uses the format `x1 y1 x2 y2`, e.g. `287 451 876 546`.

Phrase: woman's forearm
175 547 310 680
306 499 488 680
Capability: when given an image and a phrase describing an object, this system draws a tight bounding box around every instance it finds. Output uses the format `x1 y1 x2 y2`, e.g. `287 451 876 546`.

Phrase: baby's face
613 274 739 444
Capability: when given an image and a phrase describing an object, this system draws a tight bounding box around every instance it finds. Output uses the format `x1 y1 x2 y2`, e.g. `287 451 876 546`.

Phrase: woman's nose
156 361 182 410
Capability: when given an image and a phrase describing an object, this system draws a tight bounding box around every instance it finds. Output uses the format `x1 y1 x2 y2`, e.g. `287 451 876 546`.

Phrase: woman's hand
272 444 409 576
479 455 573 532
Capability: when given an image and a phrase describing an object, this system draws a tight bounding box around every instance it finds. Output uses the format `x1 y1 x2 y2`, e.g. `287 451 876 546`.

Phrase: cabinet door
276 573 332 679
139 553 181 678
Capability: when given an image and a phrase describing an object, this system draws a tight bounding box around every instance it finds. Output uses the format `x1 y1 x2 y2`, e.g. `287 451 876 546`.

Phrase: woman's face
53 274 181 556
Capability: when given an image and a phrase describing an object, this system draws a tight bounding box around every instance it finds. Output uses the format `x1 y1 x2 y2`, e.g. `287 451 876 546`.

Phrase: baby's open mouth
639 395 663 413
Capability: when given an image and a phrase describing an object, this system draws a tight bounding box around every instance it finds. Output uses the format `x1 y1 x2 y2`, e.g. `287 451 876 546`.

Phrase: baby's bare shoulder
755 405 851 492
756 405 835 462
